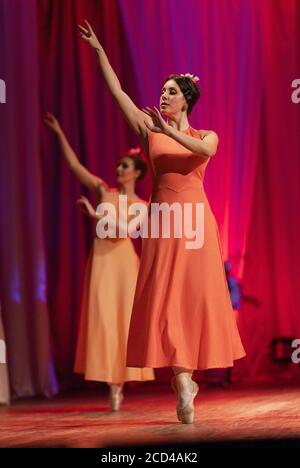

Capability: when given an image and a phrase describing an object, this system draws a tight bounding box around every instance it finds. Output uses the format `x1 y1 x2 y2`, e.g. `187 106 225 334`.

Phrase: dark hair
119 152 148 181
128 155 148 181
163 74 201 115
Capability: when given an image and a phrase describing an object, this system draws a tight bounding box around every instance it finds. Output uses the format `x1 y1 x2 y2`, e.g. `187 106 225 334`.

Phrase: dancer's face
160 79 187 117
116 157 140 184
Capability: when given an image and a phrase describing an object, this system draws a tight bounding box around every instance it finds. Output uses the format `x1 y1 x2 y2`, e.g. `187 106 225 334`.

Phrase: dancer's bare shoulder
197 129 219 140
95 178 109 194
96 187 118 203
106 188 120 198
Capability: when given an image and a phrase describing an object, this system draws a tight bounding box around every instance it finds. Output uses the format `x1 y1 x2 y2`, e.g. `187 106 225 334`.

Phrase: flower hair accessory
120 147 142 157
180 73 200 83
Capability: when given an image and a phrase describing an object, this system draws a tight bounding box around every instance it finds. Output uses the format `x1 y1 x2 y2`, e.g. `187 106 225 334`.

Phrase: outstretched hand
43 112 61 133
142 106 170 135
78 20 101 51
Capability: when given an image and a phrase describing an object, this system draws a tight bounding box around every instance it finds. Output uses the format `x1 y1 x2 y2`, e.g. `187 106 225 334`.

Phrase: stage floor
1 383 300 448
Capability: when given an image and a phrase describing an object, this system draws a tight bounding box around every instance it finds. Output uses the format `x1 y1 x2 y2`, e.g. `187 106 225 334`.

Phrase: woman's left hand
77 196 96 218
142 106 170 135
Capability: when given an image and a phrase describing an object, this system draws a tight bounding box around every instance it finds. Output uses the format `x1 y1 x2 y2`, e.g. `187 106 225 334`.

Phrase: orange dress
126 127 246 370
74 192 155 384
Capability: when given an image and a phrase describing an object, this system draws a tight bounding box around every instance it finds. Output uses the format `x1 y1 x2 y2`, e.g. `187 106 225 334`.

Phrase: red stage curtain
0 0 299 396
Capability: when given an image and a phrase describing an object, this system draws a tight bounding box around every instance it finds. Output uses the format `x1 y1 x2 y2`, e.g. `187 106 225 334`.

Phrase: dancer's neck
167 114 190 132
118 182 136 197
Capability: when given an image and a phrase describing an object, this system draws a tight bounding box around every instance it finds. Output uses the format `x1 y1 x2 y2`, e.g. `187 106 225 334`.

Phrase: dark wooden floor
1 382 300 448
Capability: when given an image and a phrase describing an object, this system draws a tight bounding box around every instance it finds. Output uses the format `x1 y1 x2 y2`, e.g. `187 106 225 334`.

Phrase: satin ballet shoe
109 384 124 412
171 375 199 424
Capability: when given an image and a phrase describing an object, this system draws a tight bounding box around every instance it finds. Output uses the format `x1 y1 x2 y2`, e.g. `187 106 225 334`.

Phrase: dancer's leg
172 366 193 377
108 382 124 411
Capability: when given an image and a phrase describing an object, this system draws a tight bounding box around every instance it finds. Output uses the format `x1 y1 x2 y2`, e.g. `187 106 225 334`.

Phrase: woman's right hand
44 112 61 133
78 20 101 51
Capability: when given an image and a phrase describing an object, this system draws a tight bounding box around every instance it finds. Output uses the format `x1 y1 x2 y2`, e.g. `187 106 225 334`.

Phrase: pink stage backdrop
0 0 299 397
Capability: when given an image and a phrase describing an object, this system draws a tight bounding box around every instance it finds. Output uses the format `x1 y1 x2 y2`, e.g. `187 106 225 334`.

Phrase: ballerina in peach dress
44 113 154 411
79 21 245 423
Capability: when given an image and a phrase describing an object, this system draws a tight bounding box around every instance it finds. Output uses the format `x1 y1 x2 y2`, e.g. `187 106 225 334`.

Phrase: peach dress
126 127 246 370
74 192 155 383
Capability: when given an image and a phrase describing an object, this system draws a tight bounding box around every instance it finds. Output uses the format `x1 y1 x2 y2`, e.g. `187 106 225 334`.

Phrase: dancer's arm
78 21 151 140
77 196 101 220
143 106 219 158
44 113 108 193
167 128 218 158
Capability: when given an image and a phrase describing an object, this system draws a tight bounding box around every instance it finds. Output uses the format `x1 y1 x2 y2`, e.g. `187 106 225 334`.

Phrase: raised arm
78 20 151 140
44 113 108 193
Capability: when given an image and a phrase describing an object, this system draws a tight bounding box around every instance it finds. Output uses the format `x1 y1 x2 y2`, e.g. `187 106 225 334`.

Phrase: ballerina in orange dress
44 113 154 411
79 21 245 423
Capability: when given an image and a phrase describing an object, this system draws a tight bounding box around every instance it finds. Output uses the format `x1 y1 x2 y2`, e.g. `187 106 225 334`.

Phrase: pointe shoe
109 384 124 412
171 375 199 424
